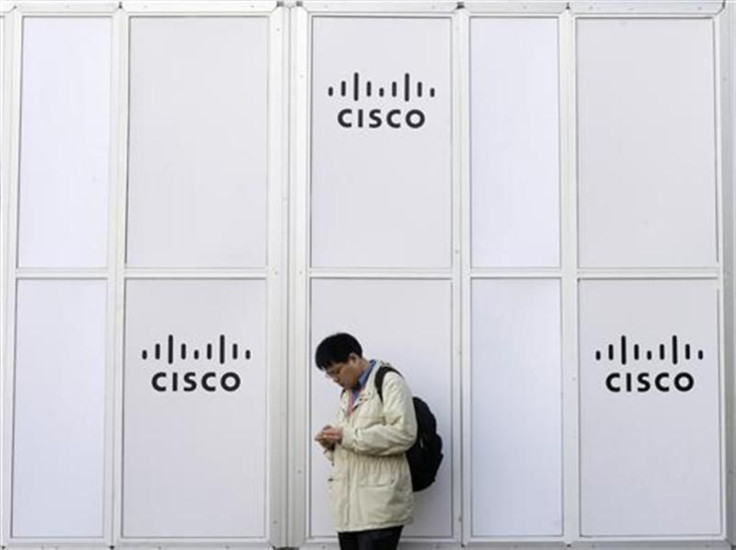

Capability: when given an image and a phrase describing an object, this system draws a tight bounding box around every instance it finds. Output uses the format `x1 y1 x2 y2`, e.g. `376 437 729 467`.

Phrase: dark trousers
337 526 403 550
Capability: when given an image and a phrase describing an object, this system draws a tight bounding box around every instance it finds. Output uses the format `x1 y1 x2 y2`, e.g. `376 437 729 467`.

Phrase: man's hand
314 425 343 450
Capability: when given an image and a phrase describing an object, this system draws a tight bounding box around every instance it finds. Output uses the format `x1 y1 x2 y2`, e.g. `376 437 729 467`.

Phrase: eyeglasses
324 364 344 380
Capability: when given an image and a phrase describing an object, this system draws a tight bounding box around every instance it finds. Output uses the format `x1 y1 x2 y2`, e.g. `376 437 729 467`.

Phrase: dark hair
315 333 363 370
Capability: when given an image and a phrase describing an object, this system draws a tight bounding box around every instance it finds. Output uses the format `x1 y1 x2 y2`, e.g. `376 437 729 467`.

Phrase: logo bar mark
327 73 437 103
594 334 705 365
140 335 254 364
621 335 627 365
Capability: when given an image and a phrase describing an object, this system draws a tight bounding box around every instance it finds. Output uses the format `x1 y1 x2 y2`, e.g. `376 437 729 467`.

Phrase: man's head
315 333 367 389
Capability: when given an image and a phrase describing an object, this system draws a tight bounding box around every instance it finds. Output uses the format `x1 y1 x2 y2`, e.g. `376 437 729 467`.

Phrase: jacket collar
342 359 380 412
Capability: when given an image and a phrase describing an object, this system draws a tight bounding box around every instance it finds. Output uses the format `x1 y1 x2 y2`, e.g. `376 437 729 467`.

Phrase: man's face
323 353 363 390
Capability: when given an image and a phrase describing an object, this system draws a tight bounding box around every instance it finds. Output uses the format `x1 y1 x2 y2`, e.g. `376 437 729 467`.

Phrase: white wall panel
470 18 560 268
17 18 111 268
127 17 268 268
579 280 721 536
311 17 452 268
1 19 3 222
577 19 716 268
123 280 267 537
470 279 562 536
12 280 107 537
309 279 452 538
1 17 3 269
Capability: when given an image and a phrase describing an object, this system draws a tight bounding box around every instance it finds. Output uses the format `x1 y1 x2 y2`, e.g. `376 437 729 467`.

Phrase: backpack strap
374 364 401 402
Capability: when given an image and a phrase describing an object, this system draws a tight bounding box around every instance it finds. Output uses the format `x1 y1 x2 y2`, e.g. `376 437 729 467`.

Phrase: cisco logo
141 334 251 393
595 334 702 394
327 71 436 130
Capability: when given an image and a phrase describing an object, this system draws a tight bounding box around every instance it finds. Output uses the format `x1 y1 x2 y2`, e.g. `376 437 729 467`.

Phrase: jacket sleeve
341 372 418 456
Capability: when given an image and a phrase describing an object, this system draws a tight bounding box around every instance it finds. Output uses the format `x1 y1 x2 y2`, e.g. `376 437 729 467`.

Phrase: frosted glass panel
579 280 721 536
12 280 106 537
471 279 562 536
470 18 560 268
310 279 452 538
311 18 452 268
17 18 111 268
577 19 716 268
123 280 267 537
127 17 268 268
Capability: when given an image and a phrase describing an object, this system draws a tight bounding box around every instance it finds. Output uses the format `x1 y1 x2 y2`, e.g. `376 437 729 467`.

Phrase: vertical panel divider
0 14 5 543
722 4 736 544
266 5 288 548
714 7 730 541
559 7 581 544
457 5 472 546
451 6 465 546
2 9 21 544
112 7 130 544
105 7 123 547
288 4 309 547
0 10 16 547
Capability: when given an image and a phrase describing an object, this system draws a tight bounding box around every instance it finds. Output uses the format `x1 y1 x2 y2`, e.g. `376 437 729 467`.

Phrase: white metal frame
1 4 119 548
0 1 733 549
462 5 568 547
569 1 723 15
0 8 8 548
291 3 461 548
723 5 736 546
559 7 580 547
113 2 285 549
571 8 728 546
0 2 286 549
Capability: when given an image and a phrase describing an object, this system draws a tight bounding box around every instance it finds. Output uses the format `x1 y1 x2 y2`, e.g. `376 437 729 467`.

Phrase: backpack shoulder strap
374 364 401 402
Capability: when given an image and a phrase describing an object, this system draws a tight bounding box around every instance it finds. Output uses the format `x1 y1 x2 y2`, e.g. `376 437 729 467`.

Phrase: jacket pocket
358 475 410 526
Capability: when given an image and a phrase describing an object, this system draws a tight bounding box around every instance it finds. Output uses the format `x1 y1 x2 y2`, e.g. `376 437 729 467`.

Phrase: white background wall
0 1 730 549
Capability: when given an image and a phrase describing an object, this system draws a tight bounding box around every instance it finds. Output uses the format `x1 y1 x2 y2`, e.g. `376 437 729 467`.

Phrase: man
314 333 417 550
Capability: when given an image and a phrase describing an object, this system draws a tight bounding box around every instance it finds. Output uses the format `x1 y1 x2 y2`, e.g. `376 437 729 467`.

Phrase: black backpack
375 365 443 492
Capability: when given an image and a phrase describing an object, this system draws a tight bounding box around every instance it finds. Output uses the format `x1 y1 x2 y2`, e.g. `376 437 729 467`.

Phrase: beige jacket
325 361 418 532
